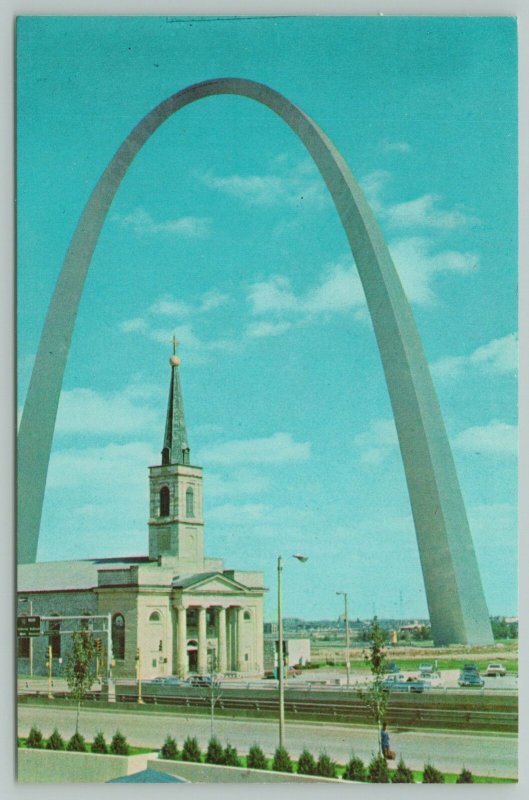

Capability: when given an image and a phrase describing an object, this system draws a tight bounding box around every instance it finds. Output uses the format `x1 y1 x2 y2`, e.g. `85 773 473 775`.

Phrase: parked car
145 676 189 687
188 675 219 687
382 673 426 693
383 662 400 674
419 670 444 688
462 662 480 674
458 671 485 688
419 662 434 673
485 662 507 677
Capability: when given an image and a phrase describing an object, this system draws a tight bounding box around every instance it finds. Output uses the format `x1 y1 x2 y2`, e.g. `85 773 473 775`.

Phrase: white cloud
197 432 311 465
380 139 412 154
205 468 272 498
119 317 147 333
246 320 293 338
113 207 210 237
431 333 518 380
452 421 517 455
55 386 161 436
248 262 365 317
200 160 327 208
359 170 478 230
207 502 313 528
47 441 158 488
148 290 230 319
386 194 478 230
354 418 399 463
467 503 517 548
388 236 478 305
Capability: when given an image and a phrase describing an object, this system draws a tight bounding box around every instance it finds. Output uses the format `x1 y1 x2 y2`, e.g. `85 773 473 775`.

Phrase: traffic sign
17 615 41 637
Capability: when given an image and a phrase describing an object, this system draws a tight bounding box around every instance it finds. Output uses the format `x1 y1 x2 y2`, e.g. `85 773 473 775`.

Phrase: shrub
297 748 317 775
316 753 337 778
205 737 224 765
182 736 202 763
272 746 293 773
46 728 65 751
67 731 87 752
223 743 241 767
91 731 108 754
422 763 445 783
26 726 44 749
247 744 268 770
367 754 390 783
391 757 414 783
342 755 367 782
110 730 129 756
456 767 474 784
160 735 179 760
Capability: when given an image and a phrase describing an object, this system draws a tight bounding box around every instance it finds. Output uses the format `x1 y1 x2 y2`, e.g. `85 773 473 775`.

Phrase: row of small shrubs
25 726 129 756
23 726 474 782
160 736 242 766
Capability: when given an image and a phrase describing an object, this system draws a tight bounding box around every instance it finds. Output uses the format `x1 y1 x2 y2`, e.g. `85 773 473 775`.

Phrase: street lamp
277 554 308 748
337 591 350 688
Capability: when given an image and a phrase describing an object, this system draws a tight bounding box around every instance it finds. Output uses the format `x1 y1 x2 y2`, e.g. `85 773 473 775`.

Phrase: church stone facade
17 352 265 679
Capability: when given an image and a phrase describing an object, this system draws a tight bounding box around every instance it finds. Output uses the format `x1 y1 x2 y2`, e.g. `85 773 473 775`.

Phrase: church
17 350 265 679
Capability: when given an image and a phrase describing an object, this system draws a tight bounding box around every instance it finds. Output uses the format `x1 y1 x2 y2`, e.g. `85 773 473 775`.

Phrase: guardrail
107 688 517 733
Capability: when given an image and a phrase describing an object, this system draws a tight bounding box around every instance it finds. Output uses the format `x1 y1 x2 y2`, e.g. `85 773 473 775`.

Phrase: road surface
18 703 517 779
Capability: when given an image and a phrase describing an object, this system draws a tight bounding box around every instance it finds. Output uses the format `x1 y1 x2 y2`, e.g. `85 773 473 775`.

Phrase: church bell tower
148 343 204 569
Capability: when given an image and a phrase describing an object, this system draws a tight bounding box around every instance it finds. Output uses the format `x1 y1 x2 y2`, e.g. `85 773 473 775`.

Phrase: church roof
172 571 263 593
162 349 190 466
17 556 151 592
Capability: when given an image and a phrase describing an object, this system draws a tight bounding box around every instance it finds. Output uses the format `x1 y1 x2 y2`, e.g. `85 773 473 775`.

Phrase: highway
18 703 518 779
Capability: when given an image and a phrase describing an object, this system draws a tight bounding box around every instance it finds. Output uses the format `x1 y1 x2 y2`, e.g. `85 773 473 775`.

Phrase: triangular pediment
172 571 255 594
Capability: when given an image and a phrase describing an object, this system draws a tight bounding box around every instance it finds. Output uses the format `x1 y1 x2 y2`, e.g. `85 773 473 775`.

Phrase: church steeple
148 344 204 567
162 338 190 466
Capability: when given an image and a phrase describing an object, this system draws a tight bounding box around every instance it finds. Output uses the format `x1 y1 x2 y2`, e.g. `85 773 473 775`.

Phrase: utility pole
337 591 350 688
277 555 285 749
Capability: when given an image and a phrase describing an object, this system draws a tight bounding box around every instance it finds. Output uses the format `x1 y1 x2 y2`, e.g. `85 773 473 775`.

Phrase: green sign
17 615 41 637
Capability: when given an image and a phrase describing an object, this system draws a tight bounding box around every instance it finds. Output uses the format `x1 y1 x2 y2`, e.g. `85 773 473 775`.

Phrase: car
146 676 189 687
419 670 444 688
458 671 485 688
462 662 480 674
485 662 507 677
419 662 434 673
382 674 426 693
383 662 400 674
188 675 219 687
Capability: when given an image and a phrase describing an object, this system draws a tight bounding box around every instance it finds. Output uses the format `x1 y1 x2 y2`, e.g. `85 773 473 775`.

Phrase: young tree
247 744 268 770
64 630 96 733
357 617 389 754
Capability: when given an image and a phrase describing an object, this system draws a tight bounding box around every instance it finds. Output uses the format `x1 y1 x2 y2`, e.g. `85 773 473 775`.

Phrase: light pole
278 553 308 748
337 591 350 688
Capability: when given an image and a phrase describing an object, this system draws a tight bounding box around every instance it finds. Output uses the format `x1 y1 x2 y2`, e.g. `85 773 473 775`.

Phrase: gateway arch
17 78 493 646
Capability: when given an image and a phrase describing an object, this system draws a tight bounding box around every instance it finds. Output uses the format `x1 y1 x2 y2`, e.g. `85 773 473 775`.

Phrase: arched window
186 486 194 517
149 611 161 622
159 486 170 517
243 610 251 621
112 613 125 661
162 446 170 466
49 615 61 658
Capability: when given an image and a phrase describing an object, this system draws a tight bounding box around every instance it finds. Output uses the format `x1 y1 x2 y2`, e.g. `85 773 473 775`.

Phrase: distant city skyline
17 16 517 620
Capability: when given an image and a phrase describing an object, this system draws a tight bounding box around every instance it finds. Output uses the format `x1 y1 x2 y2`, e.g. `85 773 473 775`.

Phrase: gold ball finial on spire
170 335 181 366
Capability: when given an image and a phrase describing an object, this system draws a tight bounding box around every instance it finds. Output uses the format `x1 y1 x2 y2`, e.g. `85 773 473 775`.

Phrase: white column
177 606 187 678
198 606 208 674
218 607 227 674
236 607 245 672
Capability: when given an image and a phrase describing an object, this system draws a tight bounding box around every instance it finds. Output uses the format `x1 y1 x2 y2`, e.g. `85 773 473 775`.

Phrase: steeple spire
162 339 190 466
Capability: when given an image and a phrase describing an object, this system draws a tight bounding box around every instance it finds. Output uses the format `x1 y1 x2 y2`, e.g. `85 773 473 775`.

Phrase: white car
419 670 444 688
485 662 507 677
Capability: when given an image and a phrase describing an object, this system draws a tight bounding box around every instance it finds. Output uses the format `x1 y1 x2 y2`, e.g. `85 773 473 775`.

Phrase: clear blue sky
17 16 517 621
